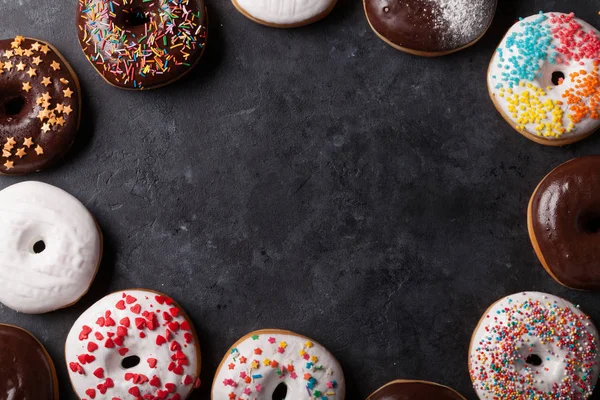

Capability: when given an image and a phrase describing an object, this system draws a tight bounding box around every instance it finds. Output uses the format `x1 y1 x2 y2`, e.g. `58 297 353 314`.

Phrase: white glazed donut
469 292 600 399
0 181 101 314
488 12 600 145
212 329 345 399
65 289 201 400
232 0 337 27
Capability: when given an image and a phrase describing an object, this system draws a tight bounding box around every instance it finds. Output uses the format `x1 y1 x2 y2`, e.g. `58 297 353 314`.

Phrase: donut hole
4 96 26 116
272 382 287 399
32 240 46 254
121 355 140 369
551 71 565 86
122 8 150 27
525 354 542 366
579 211 600 233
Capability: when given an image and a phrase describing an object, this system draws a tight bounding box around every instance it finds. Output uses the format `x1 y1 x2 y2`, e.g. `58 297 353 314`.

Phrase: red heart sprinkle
156 335 167 346
87 342 98 352
95 332 104 341
93 368 104 379
155 295 165 304
120 317 130 327
105 338 115 348
115 300 126 310
128 386 140 397
85 388 96 398
130 304 141 314
180 321 190 331
118 347 129 356
183 375 193 385
168 307 179 317
165 383 176 393
150 375 161 387
147 358 157 368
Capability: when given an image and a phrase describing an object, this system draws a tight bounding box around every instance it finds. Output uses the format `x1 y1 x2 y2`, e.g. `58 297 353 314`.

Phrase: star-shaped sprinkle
41 123 51 133
6 137 16 147
31 42 41 52
35 145 43 155
63 105 73 115
55 103 64 113
22 82 32 92
63 87 73 98
37 109 50 121
3 160 13 170
15 148 26 158
23 138 33 148
32 56 42 65
2 150 11 158
15 62 25 71
26 67 36 78
40 45 49 54
4 61 13 71
14 47 24 56
252 335 259 340
41 77 52 86
3 50 13 59
56 116 66 126
10 39 20 49
23 48 33 57
50 61 60 71
251 360 259 369
42 92 51 101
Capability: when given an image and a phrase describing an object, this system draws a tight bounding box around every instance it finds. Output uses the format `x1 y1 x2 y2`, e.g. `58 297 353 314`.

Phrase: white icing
65 289 200 399
469 292 600 399
212 330 345 399
0 181 101 314
488 13 600 140
234 0 335 25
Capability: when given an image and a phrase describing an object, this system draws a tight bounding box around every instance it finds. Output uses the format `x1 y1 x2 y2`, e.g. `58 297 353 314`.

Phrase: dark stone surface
0 0 599 399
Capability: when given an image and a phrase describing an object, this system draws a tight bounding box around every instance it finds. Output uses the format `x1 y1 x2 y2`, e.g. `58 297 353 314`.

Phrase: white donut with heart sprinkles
65 289 201 400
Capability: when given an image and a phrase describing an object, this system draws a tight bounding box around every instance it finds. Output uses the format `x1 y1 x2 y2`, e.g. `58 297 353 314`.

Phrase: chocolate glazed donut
367 380 466 400
528 156 600 290
0 36 81 175
0 324 58 400
364 0 497 56
77 0 208 90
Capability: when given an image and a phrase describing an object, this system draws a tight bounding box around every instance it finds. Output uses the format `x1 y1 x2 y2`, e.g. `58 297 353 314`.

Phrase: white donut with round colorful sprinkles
469 292 600 399
212 329 345 399
488 12 600 145
65 289 201 400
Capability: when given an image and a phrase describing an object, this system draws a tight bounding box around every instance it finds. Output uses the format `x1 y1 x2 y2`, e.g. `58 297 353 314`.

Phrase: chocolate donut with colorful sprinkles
78 0 208 90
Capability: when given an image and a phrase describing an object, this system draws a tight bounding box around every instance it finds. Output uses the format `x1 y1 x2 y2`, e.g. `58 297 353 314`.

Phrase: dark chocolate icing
0 37 80 175
0 324 56 400
368 381 465 400
531 155 600 290
364 0 496 53
77 0 208 89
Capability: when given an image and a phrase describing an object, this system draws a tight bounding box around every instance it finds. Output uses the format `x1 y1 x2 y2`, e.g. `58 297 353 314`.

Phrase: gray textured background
0 0 600 399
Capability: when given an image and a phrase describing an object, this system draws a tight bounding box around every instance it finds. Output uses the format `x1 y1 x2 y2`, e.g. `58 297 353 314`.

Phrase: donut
77 0 208 90
469 292 600 399
0 36 81 175
0 324 58 399
488 12 600 146
528 156 600 290
0 181 102 314
212 329 345 399
367 380 466 400
363 0 497 56
232 0 338 28
65 289 201 400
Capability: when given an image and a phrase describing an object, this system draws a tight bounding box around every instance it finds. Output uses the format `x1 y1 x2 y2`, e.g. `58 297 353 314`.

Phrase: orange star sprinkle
6 137 16 146
23 138 33 148
15 62 25 71
50 61 61 71
63 88 73 98
41 77 52 86
22 82 32 92
15 148 26 158
26 67 36 78
41 123 51 133
14 47 24 56
32 56 42 65
4 61 13 71
34 145 44 155
40 45 50 54
31 42 41 52
63 105 73 115
2 150 11 158
3 50 13 58
3 160 13 170
23 48 33 57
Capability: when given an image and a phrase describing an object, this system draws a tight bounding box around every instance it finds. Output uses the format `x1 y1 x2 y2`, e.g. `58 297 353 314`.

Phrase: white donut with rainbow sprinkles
65 289 201 400
469 292 600 399
212 329 345 399
488 12 600 146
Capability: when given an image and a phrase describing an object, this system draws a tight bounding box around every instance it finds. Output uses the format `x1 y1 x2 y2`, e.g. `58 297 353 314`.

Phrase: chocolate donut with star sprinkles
0 36 80 175
77 0 208 90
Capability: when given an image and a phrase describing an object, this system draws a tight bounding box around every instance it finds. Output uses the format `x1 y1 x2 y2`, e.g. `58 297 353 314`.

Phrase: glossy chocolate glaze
364 0 496 53
368 381 464 400
0 324 55 400
77 0 207 89
531 156 600 290
0 37 80 175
